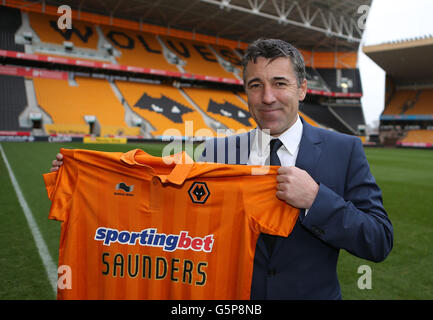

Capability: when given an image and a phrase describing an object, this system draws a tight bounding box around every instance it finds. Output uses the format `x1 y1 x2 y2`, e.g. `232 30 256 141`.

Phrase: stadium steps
159 35 238 80
108 81 155 138
300 101 354 134
33 76 133 135
329 106 365 134
177 87 228 134
18 78 53 133
182 87 255 134
99 25 180 72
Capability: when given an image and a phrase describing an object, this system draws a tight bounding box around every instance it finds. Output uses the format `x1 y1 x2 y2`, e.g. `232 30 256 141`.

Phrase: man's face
244 56 307 136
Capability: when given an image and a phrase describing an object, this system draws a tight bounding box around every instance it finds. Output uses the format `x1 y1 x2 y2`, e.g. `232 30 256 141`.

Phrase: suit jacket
199 117 393 299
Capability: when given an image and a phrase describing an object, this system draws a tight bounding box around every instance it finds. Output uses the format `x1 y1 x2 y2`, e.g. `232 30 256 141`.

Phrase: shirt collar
253 115 303 156
277 115 303 156
120 149 193 185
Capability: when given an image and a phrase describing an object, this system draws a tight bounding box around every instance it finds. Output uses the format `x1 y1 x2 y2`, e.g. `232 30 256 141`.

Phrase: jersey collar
120 149 194 185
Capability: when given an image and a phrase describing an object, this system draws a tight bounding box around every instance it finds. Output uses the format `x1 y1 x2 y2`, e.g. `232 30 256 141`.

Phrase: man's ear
298 79 308 101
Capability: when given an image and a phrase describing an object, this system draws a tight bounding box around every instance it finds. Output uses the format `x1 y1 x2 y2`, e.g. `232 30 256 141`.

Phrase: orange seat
405 90 433 115
160 36 237 80
33 76 128 128
29 12 98 50
400 130 433 143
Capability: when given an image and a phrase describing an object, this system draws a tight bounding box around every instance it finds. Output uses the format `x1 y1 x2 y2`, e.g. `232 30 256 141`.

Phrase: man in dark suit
198 38 393 299
50 38 393 300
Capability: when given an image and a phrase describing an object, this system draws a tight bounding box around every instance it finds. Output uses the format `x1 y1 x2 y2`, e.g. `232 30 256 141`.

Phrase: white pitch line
0 144 57 295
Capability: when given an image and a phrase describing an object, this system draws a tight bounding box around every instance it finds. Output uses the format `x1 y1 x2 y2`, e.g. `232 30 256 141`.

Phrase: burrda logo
114 182 135 196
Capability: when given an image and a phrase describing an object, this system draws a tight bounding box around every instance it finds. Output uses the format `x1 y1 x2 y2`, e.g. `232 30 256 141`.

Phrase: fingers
50 153 63 172
275 166 319 209
51 159 63 167
276 166 296 183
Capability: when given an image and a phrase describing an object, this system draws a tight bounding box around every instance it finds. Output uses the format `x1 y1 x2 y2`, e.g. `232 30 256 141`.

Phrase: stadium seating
315 68 362 93
99 25 180 72
33 76 133 135
115 80 214 137
405 89 433 115
299 101 354 134
210 43 243 78
382 90 420 115
182 87 255 133
159 36 238 79
28 12 98 50
384 89 433 116
329 106 365 134
0 6 24 52
399 130 433 144
0 74 29 131
0 6 366 138
24 11 241 79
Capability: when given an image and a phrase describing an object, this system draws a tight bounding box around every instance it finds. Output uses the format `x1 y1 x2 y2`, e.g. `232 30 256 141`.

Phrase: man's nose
262 85 276 105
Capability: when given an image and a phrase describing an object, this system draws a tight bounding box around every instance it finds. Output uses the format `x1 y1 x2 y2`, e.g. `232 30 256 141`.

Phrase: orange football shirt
43 148 299 300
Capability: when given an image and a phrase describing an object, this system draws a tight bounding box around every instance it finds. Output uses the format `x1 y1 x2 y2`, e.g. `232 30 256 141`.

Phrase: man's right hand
50 153 63 172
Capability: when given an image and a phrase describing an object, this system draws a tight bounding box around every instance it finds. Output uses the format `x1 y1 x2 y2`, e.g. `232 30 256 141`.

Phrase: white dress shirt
247 115 303 167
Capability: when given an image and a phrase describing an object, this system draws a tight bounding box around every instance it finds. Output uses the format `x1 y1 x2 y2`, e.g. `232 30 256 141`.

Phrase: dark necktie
263 138 283 256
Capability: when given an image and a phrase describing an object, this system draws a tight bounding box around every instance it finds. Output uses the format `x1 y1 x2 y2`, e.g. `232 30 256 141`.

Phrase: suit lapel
271 118 323 257
294 119 323 182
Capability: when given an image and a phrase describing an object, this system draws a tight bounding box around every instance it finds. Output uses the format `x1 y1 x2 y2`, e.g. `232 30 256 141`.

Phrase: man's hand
276 166 319 209
50 153 63 172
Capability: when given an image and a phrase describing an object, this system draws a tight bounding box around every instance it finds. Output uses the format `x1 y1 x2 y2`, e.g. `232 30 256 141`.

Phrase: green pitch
0 142 432 299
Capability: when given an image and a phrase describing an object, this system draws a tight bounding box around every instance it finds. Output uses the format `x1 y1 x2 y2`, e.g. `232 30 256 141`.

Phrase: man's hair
242 38 306 87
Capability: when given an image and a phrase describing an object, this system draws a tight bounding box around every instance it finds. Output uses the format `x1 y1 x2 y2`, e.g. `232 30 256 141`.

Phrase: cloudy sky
358 0 433 127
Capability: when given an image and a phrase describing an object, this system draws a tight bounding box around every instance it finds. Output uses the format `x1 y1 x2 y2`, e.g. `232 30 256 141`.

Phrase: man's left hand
276 166 319 209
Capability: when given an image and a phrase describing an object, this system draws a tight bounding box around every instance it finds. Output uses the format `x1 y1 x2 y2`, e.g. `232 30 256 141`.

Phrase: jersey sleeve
42 152 77 222
242 175 299 237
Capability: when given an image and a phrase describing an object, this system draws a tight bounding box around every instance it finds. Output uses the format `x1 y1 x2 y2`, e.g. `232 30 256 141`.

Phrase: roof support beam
199 0 362 42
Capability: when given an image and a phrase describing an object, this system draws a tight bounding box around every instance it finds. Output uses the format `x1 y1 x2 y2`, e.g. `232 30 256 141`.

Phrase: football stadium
0 0 432 302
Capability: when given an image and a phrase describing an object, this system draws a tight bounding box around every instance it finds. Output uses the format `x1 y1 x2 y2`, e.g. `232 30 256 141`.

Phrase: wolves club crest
188 182 210 204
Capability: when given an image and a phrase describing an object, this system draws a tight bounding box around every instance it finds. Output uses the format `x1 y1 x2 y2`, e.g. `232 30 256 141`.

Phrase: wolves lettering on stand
46 20 241 64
